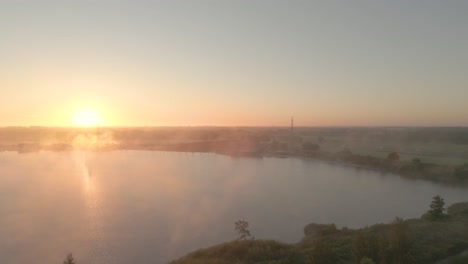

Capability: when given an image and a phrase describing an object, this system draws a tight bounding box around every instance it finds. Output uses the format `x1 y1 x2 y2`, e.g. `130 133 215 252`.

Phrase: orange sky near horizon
1 1 468 127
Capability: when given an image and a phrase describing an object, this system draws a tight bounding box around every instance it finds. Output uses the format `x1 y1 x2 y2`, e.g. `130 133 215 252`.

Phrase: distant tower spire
291 116 294 132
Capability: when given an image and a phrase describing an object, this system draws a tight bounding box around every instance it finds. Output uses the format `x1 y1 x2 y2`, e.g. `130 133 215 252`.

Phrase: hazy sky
1 0 467 126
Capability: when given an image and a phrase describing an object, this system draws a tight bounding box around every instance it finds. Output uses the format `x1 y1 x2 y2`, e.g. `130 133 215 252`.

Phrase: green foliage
359 257 375 264
410 158 424 171
448 255 468 264
454 163 468 180
406 218 468 263
448 202 468 219
446 241 468 256
428 195 446 219
170 240 306 264
378 218 412 264
63 253 76 264
307 239 336 264
352 227 379 263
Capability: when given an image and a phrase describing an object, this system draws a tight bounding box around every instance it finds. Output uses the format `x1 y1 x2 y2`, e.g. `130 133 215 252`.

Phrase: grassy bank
170 201 468 264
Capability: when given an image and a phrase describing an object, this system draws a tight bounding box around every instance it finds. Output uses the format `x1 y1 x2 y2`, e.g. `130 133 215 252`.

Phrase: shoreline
1 143 467 187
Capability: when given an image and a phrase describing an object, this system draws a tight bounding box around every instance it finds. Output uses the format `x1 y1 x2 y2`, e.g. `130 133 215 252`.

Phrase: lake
1 150 467 263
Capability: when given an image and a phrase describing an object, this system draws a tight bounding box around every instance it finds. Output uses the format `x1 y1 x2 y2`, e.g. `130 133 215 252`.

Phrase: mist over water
1 151 468 263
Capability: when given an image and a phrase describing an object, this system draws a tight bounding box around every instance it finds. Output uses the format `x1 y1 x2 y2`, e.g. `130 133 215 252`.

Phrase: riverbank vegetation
171 198 468 264
295 146 468 186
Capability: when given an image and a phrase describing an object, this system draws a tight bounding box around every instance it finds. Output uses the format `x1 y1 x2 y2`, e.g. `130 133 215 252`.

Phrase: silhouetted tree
63 253 76 264
235 219 253 240
428 195 446 219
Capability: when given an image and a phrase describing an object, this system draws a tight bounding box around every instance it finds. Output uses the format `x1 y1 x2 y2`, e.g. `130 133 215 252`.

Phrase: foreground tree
235 219 253 240
428 195 446 219
63 253 76 264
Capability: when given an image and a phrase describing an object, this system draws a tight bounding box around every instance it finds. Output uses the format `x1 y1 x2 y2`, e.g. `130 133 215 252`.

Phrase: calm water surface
1 151 468 263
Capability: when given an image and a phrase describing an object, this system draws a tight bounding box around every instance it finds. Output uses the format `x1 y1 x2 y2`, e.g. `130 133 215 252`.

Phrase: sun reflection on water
73 151 111 262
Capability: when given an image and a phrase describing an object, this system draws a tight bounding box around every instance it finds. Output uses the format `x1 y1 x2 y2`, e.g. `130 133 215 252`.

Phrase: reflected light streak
74 151 110 262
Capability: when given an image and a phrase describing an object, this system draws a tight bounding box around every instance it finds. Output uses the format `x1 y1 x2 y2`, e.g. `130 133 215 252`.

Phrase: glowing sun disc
73 109 101 127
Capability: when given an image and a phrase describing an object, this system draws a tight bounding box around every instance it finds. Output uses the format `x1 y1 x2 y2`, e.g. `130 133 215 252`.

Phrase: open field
295 130 468 166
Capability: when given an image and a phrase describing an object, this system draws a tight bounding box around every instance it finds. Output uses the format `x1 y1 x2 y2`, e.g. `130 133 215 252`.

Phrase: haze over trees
2 126 467 185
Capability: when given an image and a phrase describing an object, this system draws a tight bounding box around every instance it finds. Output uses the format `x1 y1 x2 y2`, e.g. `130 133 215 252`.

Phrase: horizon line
1 125 468 129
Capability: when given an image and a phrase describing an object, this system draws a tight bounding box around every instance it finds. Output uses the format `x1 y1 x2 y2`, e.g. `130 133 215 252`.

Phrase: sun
73 109 101 127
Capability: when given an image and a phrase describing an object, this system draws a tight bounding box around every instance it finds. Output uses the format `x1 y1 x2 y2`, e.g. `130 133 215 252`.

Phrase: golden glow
73 109 101 127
